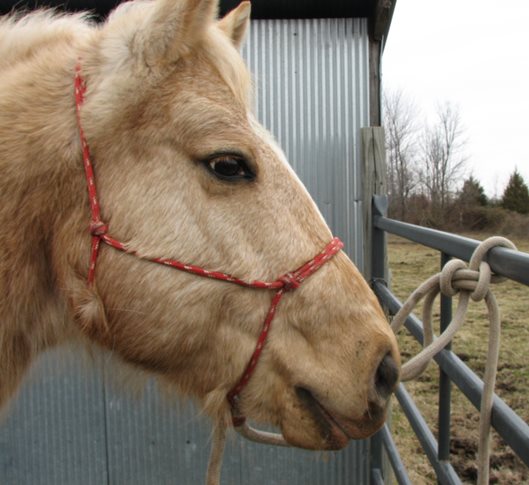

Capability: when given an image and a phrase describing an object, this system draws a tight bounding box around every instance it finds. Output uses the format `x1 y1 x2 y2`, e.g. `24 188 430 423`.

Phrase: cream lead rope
206 419 290 485
390 236 516 485
206 236 516 485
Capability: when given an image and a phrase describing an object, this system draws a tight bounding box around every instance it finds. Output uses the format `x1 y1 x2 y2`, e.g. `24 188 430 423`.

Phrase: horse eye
205 155 255 182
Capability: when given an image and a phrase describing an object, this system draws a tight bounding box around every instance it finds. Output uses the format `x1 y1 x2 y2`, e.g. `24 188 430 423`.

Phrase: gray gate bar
378 425 412 485
394 384 461 485
373 195 529 286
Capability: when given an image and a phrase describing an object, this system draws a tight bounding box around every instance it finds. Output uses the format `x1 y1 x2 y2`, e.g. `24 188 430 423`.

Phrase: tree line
383 90 529 235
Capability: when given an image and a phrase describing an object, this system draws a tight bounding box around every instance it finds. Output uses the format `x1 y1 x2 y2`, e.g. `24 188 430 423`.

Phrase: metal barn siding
243 19 370 269
0 19 372 485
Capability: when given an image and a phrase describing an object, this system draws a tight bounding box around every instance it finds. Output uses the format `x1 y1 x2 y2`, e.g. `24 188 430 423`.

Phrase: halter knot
279 272 302 291
90 221 109 237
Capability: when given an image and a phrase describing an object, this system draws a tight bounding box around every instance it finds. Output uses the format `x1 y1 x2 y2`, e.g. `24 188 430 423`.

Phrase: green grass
387 233 529 484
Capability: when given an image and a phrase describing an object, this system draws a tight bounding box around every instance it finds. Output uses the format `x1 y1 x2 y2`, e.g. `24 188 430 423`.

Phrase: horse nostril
375 352 399 399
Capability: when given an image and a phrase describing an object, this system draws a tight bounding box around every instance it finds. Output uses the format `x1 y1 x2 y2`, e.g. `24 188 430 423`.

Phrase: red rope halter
74 63 343 425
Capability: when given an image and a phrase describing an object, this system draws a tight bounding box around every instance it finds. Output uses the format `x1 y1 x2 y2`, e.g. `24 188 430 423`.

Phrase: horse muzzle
287 352 400 449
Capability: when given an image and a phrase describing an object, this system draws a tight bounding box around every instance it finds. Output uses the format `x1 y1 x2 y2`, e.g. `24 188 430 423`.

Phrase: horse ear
218 1 251 49
136 0 219 66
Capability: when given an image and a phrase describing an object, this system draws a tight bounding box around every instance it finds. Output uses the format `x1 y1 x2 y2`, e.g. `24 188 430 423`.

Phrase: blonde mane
0 11 93 68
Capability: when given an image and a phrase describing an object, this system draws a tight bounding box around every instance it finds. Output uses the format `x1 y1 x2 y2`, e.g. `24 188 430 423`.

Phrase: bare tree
383 90 418 220
419 102 467 221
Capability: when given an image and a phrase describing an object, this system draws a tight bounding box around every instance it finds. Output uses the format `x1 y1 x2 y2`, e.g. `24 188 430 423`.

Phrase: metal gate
369 195 529 484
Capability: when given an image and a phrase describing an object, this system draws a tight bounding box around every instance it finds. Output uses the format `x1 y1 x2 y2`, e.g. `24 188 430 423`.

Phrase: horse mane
0 10 94 69
0 5 251 108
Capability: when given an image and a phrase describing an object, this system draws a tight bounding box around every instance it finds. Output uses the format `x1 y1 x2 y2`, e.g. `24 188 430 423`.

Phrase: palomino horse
0 0 399 474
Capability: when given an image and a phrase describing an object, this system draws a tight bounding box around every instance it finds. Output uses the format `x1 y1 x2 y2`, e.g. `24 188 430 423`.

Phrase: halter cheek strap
74 62 343 424
226 237 343 425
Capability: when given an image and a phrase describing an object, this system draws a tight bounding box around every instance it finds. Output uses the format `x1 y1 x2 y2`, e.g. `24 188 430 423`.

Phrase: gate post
361 126 389 485
361 127 387 283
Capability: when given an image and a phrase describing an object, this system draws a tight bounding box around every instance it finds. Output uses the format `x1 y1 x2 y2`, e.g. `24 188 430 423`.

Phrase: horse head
41 0 399 449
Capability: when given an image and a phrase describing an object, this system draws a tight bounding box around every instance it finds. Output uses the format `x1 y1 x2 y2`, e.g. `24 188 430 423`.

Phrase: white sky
382 0 529 198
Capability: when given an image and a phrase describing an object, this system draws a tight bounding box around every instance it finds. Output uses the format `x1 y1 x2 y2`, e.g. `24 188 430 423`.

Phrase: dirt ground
387 233 529 484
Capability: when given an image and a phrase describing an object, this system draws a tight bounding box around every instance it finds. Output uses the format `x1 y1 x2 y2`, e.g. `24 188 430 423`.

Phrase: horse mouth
295 387 386 449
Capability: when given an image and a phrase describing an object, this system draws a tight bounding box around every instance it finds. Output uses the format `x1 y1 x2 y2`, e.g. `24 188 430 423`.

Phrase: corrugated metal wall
244 19 370 268
0 19 371 485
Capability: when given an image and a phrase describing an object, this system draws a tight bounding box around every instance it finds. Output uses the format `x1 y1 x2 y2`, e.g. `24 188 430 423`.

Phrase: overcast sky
382 0 529 198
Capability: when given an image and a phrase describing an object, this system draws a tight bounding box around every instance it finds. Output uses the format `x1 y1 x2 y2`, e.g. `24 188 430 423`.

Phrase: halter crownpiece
73 62 343 426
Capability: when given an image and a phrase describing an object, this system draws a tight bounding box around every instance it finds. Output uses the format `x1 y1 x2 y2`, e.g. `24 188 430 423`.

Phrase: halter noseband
73 63 343 426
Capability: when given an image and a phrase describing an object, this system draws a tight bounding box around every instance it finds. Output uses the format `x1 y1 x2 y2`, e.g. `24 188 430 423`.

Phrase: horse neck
0 34 89 366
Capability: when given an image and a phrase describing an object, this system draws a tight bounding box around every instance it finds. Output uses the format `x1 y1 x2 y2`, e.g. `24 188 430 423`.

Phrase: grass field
387 233 529 484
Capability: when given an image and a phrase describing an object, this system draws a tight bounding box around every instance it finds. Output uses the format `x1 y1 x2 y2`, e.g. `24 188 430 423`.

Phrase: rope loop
439 259 466 297
470 262 491 302
468 236 517 270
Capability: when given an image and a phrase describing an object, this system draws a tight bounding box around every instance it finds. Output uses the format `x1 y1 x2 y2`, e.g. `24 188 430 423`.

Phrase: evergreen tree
459 175 487 206
502 169 529 214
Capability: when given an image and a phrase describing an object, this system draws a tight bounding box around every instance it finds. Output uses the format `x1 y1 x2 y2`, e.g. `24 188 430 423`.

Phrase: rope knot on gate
438 237 512 303
390 236 517 485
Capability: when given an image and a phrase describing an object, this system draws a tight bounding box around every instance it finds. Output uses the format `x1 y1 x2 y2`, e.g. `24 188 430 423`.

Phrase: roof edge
370 0 397 49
